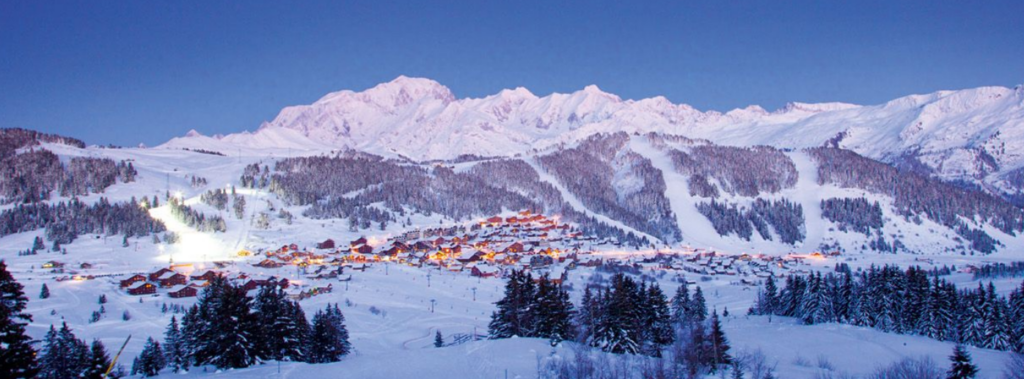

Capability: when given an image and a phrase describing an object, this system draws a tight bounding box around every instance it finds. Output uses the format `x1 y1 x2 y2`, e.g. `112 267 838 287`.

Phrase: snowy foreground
7 252 1018 379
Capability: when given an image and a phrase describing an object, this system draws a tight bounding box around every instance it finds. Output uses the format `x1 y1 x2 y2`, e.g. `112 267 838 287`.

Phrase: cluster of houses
118 267 292 298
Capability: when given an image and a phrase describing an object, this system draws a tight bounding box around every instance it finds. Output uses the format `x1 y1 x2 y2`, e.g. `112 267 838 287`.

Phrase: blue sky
2 1 1022 146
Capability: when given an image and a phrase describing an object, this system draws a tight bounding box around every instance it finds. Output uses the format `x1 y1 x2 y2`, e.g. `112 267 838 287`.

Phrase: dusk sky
2 1 1022 146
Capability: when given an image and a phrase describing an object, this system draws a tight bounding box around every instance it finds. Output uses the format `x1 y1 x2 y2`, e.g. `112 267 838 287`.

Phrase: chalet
120 274 147 288
127 281 157 295
457 250 486 264
168 285 198 298
42 261 64 269
79 262 94 269
256 259 283 268
159 272 187 288
485 216 502 225
432 237 446 246
148 268 175 282
353 244 374 255
412 241 433 252
350 237 368 247
502 242 525 254
316 239 335 249
471 266 501 278
529 255 554 268
190 270 218 281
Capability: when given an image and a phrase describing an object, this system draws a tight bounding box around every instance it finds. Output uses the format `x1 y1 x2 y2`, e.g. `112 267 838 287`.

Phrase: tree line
489 270 738 376
750 265 1024 352
132 275 352 376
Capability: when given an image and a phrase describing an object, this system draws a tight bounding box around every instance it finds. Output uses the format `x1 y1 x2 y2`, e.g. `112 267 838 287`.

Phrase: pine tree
32 236 44 251
40 283 49 299
434 330 444 348
38 323 90 379
488 269 536 338
575 285 599 344
947 344 978 379
253 285 308 361
307 304 351 363
706 311 732 373
84 339 111 379
163 316 188 372
134 337 166 377
593 274 642 355
0 260 38 378
99 294 107 304
532 274 575 343
690 286 708 322
671 282 691 324
644 283 674 356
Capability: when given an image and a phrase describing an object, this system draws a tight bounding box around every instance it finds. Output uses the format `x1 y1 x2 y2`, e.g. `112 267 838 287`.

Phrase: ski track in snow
524 156 656 242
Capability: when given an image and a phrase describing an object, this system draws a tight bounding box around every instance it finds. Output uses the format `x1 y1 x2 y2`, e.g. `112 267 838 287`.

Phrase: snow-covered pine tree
40 283 49 299
947 344 978 379
488 269 536 338
575 285 600 344
531 274 575 344
253 285 308 361
671 282 691 324
0 260 38 378
307 304 351 363
705 311 732 373
163 316 189 372
134 337 166 377
434 330 444 348
644 283 674 357
689 286 708 322
593 274 641 355
38 323 90 379
1010 281 1024 352
84 339 112 379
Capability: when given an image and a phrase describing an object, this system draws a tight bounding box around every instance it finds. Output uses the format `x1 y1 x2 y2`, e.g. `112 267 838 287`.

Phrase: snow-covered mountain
160 76 1024 195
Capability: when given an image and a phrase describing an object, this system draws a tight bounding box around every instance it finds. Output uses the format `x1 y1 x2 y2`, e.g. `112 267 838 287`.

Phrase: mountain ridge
160 77 1024 197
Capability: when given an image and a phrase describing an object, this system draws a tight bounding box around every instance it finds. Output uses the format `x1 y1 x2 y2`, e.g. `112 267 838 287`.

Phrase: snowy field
2 145 1022 378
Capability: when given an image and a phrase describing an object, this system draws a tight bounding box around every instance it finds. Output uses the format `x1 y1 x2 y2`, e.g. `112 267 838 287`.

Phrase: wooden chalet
190 270 218 281
127 281 157 295
120 274 147 288
159 272 187 288
316 239 335 249
350 237 368 247
168 285 198 298
353 244 374 255
148 268 174 282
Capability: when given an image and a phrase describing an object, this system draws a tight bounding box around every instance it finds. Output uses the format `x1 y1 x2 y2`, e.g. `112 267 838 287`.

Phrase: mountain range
162 76 1024 198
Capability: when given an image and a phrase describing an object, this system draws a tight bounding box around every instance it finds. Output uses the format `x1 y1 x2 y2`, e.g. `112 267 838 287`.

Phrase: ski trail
628 136 731 250
524 156 657 242
785 151 824 250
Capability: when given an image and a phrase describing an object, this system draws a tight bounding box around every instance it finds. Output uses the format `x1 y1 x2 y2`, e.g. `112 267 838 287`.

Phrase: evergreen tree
253 285 308 361
690 286 708 322
84 339 111 379
134 337 166 377
947 344 978 379
532 274 575 343
38 323 90 379
670 282 691 324
39 283 49 299
181 275 258 369
307 304 351 363
488 269 536 338
593 274 641 355
575 285 600 344
434 330 444 348
0 260 38 378
163 316 188 372
32 236 44 251
706 311 732 373
644 283 674 356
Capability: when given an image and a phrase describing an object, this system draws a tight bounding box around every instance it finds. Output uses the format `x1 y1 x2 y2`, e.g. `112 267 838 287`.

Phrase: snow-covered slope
160 77 1024 194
